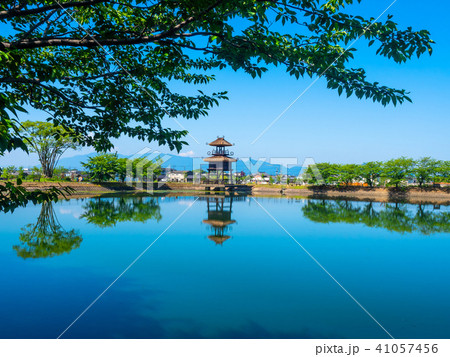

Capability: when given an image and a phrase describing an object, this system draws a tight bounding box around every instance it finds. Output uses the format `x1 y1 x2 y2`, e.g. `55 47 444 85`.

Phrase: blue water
0 195 449 339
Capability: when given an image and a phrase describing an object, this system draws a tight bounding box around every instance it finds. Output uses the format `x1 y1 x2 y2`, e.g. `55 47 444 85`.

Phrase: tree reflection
14 202 82 259
302 200 450 235
81 196 162 227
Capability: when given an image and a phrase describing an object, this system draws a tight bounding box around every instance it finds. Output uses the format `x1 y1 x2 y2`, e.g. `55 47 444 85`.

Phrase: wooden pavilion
203 137 237 184
202 196 236 245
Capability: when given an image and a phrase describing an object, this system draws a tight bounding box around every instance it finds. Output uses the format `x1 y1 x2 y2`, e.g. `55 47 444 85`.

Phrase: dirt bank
12 182 450 204
252 186 450 204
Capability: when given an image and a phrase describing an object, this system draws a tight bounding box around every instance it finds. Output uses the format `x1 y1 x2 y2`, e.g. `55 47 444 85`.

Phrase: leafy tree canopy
414 157 439 187
302 200 450 235
21 120 80 177
82 152 163 182
358 161 382 187
81 196 162 227
302 157 450 187
82 152 120 182
0 0 434 152
382 157 415 187
13 201 82 258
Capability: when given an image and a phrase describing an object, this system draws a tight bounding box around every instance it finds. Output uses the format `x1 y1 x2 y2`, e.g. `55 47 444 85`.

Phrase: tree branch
1 0 226 49
0 0 108 20
0 77 101 109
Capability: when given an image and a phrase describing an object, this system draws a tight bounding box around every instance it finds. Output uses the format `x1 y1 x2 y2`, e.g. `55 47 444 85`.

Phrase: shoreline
9 181 450 205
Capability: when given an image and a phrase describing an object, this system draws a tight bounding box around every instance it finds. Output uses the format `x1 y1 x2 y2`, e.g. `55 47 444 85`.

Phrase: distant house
65 169 81 179
252 173 270 183
166 170 193 182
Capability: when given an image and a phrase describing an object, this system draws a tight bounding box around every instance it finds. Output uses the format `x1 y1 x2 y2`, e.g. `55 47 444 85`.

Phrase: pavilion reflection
200 195 245 245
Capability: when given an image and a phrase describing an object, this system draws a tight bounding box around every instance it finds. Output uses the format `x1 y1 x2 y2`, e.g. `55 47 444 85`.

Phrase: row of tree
0 165 80 181
305 157 450 187
302 200 450 235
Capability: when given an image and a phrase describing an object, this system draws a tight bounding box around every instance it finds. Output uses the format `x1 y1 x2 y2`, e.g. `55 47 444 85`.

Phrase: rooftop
203 155 237 162
208 137 233 147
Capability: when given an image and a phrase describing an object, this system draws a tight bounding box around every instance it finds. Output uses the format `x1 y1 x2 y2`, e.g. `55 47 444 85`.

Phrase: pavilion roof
203 155 237 162
208 235 231 245
208 137 233 146
202 219 236 227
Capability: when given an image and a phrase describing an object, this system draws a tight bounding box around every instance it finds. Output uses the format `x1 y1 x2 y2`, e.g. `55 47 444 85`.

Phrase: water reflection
302 200 450 235
14 202 82 259
80 196 162 227
201 195 240 245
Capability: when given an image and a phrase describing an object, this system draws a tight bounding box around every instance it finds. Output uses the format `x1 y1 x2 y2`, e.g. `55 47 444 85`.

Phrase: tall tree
358 161 382 187
337 164 359 185
1 119 73 211
435 161 450 183
21 120 79 177
0 0 434 152
414 157 439 187
382 157 415 188
82 153 120 182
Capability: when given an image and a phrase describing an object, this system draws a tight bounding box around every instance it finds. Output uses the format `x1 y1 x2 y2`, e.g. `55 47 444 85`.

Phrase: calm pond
1 194 449 338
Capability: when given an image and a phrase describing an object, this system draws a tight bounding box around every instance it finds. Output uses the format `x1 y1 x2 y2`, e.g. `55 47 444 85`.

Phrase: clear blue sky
1 0 449 167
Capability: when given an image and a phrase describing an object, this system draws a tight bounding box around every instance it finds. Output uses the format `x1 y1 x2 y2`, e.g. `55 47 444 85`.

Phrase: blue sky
1 0 449 167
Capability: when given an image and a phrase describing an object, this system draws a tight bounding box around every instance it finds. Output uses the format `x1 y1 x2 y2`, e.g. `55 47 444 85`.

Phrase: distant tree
307 163 340 185
29 166 42 181
435 161 450 183
269 176 274 185
414 157 439 187
337 164 359 185
21 121 80 177
192 169 205 183
382 157 415 188
82 153 119 182
1 165 15 179
116 158 128 183
53 166 67 175
17 166 25 180
358 161 382 187
117 156 163 182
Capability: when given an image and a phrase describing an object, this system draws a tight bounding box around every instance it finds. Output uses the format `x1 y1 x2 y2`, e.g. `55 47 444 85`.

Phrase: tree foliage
302 200 450 235
0 180 73 212
381 157 415 188
80 196 162 227
414 157 439 187
82 152 163 182
0 0 434 152
358 161 382 187
82 152 120 182
13 201 82 258
303 157 450 187
21 120 80 177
